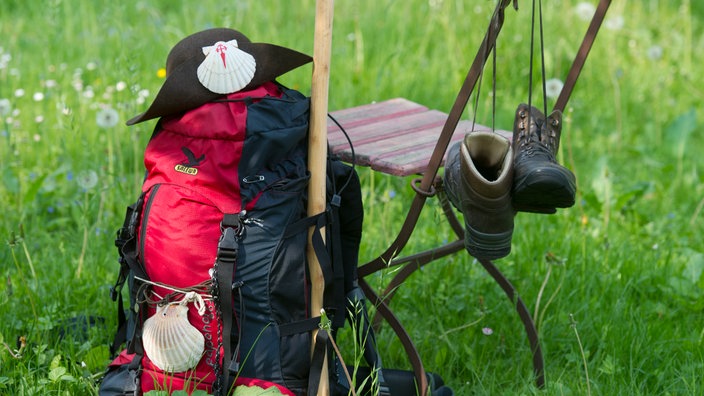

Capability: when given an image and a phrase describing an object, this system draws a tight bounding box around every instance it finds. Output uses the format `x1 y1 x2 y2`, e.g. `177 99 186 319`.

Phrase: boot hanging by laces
511 0 577 213
527 0 549 123
469 14 499 135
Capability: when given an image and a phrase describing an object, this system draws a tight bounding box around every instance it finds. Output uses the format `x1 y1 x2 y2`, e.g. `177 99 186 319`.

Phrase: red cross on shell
197 39 256 94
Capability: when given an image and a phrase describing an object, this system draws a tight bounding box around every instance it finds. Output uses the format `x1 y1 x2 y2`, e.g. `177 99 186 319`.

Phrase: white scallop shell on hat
197 39 256 94
142 303 205 372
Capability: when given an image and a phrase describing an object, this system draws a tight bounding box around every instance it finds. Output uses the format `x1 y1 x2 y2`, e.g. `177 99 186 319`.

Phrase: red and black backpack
100 82 366 396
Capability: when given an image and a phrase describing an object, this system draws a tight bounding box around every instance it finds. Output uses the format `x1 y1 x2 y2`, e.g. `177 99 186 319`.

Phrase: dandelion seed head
605 16 624 30
97 107 119 128
14 89 25 98
33 92 44 101
647 45 663 60
545 78 564 99
429 0 444 10
575 2 595 21
0 53 11 69
86 61 97 71
115 81 127 91
33 133 41 141
0 98 11 116
34 116 44 124
76 170 99 190
83 87 95 99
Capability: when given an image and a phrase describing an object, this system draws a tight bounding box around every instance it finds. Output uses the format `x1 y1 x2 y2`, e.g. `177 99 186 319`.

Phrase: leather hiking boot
511 104 576 214
542 108 563 155
444 131 515 260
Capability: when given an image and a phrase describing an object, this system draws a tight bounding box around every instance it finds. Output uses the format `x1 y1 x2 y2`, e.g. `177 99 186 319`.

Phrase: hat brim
126 42 312 125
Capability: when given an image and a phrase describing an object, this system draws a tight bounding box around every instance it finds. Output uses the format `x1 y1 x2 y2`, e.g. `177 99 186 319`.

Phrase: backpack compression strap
214 213 244 395
110 195 146 356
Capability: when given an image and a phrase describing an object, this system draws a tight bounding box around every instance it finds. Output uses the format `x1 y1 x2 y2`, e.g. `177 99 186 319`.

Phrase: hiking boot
542 109 563 155
511 104 576 214
444 131 515 260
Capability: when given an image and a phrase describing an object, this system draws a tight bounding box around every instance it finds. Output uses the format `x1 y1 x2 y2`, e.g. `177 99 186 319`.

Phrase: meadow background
1 0 703 395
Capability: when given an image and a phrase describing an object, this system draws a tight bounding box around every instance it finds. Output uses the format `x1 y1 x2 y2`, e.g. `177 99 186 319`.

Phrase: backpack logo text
174 164 198 175
175 147 205 176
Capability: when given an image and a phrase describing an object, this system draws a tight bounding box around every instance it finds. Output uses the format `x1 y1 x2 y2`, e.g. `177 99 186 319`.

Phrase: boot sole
465 225 513 260
512 167 576 213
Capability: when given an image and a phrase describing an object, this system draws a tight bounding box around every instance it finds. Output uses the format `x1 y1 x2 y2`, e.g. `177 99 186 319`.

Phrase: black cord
326 113 355 195
538 0 548 117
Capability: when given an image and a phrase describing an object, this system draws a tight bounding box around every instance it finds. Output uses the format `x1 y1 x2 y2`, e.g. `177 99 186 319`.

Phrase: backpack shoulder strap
109 194 145 356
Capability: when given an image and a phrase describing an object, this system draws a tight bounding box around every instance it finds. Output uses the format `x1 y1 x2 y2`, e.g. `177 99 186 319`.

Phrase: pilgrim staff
307 1 334 395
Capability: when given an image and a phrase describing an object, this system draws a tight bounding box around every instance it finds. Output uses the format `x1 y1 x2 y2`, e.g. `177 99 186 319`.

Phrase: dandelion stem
442 315 485 337
570 314 591 396
690 195 704 227
537 270 564 331
76 225 88 278
10 244 38 320
20 238 37 279
534 264 552 329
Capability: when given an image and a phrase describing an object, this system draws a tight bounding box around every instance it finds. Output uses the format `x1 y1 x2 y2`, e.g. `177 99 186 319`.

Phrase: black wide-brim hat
126 28 312 125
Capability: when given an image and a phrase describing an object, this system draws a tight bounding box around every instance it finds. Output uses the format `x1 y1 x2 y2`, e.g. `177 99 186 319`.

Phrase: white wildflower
72 80 83 92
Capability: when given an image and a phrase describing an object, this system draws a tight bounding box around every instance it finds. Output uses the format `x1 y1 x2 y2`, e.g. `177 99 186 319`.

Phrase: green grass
1 0 703 394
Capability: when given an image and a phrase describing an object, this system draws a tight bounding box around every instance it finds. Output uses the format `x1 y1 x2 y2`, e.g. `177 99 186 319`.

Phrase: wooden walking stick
308 0 334 395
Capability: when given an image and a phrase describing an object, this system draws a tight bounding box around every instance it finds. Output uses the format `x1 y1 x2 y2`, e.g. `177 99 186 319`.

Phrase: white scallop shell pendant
197 39 256 94
142 303 205 372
